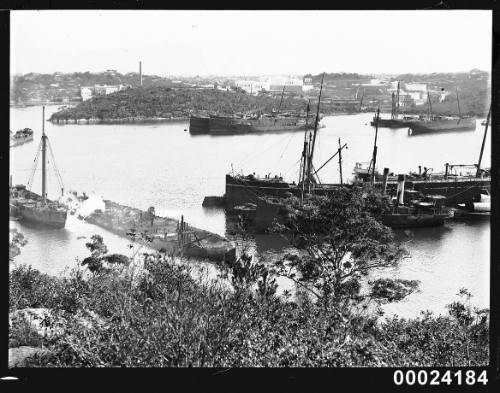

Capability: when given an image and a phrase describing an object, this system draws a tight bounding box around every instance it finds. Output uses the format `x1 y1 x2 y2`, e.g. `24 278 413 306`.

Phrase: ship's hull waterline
189 115 316 134
408 118 476 134
224 174 491 207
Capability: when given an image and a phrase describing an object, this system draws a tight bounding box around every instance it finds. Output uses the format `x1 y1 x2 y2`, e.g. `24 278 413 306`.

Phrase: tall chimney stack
139 61 142 87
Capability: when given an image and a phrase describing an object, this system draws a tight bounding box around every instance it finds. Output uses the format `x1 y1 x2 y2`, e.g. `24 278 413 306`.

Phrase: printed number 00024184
393 370 488 386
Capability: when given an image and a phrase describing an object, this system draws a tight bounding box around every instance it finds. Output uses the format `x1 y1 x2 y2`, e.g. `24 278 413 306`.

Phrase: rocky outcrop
9 307 108 367
9 346 52 368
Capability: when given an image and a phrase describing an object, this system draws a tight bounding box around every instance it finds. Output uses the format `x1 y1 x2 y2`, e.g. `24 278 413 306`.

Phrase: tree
82 234 129 275
269 187 413 311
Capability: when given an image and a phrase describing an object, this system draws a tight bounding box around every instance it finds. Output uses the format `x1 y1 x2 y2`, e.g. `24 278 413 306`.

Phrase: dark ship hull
408 117 476 134
382 210 450 228
190 115 317 135
224 174 490 207
11 187 67 229
189 115 210 134
16 202 67 228
370 118 412 128
210 116 313 134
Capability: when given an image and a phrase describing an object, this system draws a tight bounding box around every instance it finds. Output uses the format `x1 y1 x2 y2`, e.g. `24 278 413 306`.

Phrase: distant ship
381 178 454 228
370 82 418 128
190 86 320 134
408 89 476 135
10 128 34 147
208 113 318 134
221 78 490 208
10 107 67 228
408 116 476 134
370 117 414 128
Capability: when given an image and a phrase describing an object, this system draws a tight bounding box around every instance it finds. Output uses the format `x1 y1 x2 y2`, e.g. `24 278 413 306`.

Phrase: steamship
10 107 67 228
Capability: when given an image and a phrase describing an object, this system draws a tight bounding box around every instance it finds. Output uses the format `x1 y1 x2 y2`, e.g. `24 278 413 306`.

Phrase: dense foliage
49 87 310 121
8 188 489 367
9 255 489 367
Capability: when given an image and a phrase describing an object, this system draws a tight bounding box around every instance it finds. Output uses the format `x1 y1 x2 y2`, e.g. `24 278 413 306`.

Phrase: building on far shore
80 87 93 101
234 76 304 95
80 84 130 101
234 80 270 95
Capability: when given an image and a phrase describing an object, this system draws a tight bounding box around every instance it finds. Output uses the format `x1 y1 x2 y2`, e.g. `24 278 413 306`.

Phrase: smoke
58 191 105 218
79 194 105 217
58 192 81 213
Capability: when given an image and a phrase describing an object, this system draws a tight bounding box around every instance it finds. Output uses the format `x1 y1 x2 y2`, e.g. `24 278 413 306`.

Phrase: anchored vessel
370 82 418 128
381 175 454 228
208 114 316 134
10 128 34 147
408 116 476 134
190 86 319 134
10 107 67 228
408 89 476 134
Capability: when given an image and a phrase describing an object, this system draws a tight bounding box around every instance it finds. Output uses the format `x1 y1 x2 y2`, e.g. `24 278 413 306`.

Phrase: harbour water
10 105 490 318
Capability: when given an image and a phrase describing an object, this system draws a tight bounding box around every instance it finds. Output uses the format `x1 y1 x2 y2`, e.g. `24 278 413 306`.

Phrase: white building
235 80 270 95
80 86 93 101
81 84 128 101
302 76 314 91
405 83 427 93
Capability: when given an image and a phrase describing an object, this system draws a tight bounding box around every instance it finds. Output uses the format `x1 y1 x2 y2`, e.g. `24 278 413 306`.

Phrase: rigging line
27 140 43 190
279 131 299 159
47 139 64 190
237 134 295 170
283 157 303 177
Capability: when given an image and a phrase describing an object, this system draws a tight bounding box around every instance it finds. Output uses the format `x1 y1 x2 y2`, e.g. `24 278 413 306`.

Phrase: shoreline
49 116 190 125
47 112 364 126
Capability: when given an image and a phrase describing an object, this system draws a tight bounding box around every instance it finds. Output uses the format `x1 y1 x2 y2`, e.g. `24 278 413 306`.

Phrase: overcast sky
11 10 492 76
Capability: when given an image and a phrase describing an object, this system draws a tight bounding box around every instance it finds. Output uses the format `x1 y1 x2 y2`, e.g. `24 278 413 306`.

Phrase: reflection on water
10 105 490 318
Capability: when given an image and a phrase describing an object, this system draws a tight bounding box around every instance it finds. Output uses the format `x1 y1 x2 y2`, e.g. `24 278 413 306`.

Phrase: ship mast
359 88 364 111
455 87 462 119
390 92 395 120
476 107 490 177
396 81 400 119
276 85 286 115
427 91 433 120
41 106 47 205
299 100 311 201
306 72 325 190
370 108 380 187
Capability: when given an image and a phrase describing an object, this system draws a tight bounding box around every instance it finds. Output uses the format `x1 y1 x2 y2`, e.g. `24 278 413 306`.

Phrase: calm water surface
10 106 490 318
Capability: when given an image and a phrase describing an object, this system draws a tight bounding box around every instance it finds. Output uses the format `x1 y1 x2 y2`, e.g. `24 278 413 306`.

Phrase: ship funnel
396 174 405 205
382 168 389 195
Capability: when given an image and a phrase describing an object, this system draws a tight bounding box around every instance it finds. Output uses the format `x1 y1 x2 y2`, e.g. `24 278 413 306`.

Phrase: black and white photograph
5 7 496 385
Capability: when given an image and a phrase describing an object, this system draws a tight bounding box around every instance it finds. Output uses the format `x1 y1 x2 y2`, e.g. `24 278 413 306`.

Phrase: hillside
48 86 312 122
307 70 490 116
11 71 162 105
